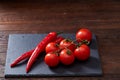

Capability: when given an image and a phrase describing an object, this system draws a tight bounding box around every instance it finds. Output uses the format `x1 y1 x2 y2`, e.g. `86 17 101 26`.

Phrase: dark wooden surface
0 0 120 80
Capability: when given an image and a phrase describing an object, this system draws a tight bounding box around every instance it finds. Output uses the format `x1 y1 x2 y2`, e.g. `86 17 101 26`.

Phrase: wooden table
0 0 120 80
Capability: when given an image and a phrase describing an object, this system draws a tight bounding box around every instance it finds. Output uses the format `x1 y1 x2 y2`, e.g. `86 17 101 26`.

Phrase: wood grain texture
0 0 120 79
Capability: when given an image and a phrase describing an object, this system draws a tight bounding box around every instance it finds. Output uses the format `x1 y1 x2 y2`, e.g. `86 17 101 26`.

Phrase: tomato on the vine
44 52 59 67
59 39 76 52
76 28 92 45
74 44 90 61
45 42 59 53
59 49 75 65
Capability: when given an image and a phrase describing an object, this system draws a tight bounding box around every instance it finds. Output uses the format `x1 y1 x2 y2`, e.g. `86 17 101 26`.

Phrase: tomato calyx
55 43 59 47
65 39 72 42
82 40 90 45
48 51 59 57
78 40 90 46
66 49 72 55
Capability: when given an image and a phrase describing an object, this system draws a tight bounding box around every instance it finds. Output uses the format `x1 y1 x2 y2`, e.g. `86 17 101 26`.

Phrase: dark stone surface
5 34 102 78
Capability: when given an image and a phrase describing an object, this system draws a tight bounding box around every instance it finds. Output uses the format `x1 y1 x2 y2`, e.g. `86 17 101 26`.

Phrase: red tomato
45 42 59 53
59 49 75 65
44 52 59 67
76 28 92 45
59 39 76 52
74 44 90 61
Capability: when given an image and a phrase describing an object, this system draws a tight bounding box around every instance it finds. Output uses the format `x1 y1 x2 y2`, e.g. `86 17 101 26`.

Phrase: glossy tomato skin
74 44 90 61
59 49 75 65
45 42 59 53
76 28 92 43
59 39 76 52
44 52 59 67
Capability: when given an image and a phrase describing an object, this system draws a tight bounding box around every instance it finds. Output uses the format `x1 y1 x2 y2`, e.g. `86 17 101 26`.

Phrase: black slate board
5 34 102 78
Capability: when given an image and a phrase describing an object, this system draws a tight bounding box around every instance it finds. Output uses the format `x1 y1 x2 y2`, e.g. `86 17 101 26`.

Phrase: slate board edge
93 35 103 76
5 71 102 78
4 35 11 78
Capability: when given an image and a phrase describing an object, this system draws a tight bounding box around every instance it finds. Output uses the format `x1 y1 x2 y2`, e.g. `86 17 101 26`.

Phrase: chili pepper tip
10 63 14 67
26 68 29 73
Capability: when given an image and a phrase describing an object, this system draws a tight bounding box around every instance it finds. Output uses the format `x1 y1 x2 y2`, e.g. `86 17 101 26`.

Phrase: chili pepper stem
66 49 72 55
56 32 63 35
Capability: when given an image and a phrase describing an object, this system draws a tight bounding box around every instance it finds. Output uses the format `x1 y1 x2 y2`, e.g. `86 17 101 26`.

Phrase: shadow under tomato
50 56 102 76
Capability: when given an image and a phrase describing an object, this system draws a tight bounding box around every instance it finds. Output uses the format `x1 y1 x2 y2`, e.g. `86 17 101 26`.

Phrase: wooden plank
0 1 119 25
1 74 120 80
0 53 6 77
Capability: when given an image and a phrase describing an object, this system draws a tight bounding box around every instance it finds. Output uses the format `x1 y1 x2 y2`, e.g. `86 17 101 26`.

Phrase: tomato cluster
44 28 92 67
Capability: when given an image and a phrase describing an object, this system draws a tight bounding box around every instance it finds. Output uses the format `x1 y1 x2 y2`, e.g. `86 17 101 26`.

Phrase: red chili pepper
26 32 58 73
10 36 64 67
10 49 34 67
54 36 64 44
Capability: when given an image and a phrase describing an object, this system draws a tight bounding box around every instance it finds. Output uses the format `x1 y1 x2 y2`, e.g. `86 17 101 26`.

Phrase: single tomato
45 42 59 53
74 44 90 61
59 39 76 52
44 52 59 67
76 28 92 45
59 49 75 65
